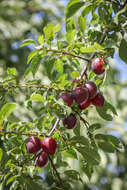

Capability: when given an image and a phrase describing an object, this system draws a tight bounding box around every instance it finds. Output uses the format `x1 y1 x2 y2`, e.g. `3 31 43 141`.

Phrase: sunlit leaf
20 39 37 47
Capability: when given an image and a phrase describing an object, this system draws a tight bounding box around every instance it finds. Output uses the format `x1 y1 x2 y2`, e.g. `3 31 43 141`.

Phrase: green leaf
7 176 19 185
119 39 127 64
37 35 44 44
76 147 101 165
78 16 86 32
62 149 78 159
89 123 102 132
80 160 93 180
95 134 122 153
0 148 3 162
64 170 81 181
72 71 80 78
56 59 64 74
82 4 93 16
27 50 39 65
27 166 35 178
30 56 40 77
20 39 37 47
65 0 85 19
44 24 60 44
96 101 117 121
7 68 16 75
44 58 55 79
66 30 76 43
30 93 44 102
73 121 80 136
66 17 76 31
80 43 103 53
67 136 90 147
10 181 19 190
0 103 16 124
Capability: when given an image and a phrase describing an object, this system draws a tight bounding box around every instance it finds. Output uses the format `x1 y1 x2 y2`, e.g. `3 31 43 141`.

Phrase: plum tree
0 0 127 189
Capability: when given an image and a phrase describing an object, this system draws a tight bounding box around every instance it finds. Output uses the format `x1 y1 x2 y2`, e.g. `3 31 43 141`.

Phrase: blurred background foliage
0 0 127 190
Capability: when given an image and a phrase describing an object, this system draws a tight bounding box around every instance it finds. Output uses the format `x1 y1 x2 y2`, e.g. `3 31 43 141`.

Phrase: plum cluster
26 57 106 167
59 57 106 129
59 81 104 129
26 136 57 167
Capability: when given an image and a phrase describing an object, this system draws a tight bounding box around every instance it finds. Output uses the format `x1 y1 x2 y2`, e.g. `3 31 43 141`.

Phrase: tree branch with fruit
0 0 127 189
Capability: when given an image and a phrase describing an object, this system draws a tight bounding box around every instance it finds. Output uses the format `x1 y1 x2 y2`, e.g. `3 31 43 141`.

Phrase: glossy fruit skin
58 93 73 107
92 57 106 75
26 136 41 154
35 152 48 168
84 81 97 99
72 86 89 104
41 137 57 156
79 99 91 110
91 92 105 107
62 113 77 129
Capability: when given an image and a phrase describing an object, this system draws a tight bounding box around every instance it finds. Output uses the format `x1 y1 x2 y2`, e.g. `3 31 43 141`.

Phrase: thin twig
0 84 67 92
36 46 89 62
48 118 60 136
48 154 63 188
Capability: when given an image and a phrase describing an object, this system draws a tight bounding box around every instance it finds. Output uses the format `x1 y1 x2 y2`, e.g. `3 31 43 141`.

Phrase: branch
0 130 46 137
36 46 89 62
120 0 127 9
48 118 60 136
0 84 67 92
48 155 63 188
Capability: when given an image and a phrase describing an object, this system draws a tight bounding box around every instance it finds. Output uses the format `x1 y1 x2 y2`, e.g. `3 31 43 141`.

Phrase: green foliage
80 43 103 53
65 0 85 19
0 0 127 189
0 103 16 124
95 134 122 153
20 39 37 47
96 101 117 121
119 39 127 64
